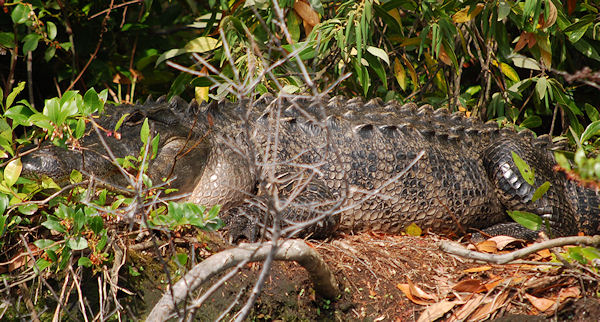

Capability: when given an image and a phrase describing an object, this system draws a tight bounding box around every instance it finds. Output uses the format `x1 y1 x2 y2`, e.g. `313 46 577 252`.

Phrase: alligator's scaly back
167 94 598 239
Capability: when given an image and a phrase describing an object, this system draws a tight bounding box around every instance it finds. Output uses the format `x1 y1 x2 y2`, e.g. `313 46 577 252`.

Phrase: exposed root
147 239 338 322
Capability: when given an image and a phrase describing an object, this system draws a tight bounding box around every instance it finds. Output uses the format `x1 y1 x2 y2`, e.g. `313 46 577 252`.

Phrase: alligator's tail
567 181 600 235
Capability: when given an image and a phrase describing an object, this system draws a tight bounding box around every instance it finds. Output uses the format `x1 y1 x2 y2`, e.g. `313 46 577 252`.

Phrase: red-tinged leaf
567 0 577 15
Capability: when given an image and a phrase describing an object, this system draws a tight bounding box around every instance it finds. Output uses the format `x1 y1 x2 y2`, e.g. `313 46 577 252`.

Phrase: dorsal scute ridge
364 97 384 110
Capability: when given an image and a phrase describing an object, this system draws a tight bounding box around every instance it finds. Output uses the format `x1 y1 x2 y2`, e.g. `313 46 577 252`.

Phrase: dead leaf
536 248 552 259
397 278 437 305
558 286 580 301
468 291 510 321
487 236 524 250
438 45 452 66
524 293 556 312
417 300 460 322
475 240 498 253
293 1 319 26
450 294 484 321
484 278 504 292
542 0 557 29
453 279 487 293
463 265 492 273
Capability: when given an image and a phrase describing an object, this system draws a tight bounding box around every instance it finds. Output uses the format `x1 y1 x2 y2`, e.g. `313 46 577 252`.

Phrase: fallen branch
439 235 600 265
146 239 339 322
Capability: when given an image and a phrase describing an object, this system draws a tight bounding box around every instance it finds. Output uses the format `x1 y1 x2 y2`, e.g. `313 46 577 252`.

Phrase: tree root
440 235 600 264
146 239 339 322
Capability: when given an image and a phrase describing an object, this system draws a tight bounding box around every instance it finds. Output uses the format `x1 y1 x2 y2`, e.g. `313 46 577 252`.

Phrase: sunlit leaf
394 57 407 90
532 181 551 202
507 210 542 231
452 4 484 23
4 158 21 187
511 151 535 185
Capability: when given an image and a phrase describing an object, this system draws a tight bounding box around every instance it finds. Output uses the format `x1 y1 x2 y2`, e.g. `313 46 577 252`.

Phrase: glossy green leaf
532 181 551 202
34 239 55 249
78 257 93 267
554 152 571 171
6 82 25 110
511 151 535 185
68 237 88 250
0 32 15 49
18 204 38 215
11 4 30 24
46 21 57 40
535 76 547 100
88 216 104 235
4 158 22 187
366 46 390 65
42 218 66 233
507 210 542 231
22 34 41 53
140 118 150 144
580 120 600 143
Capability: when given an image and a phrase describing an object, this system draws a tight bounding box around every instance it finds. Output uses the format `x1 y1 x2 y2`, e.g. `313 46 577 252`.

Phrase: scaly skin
21 95 600 240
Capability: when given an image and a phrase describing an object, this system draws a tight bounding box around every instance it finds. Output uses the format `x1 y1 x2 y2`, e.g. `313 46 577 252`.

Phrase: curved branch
440 235 600 265
146 239 338 322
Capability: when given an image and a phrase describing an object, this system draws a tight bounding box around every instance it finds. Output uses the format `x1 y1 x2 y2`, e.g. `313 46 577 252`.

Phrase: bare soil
139 232 600 321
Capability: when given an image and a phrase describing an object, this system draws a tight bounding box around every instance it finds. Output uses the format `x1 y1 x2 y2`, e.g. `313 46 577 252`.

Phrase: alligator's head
21 96 212 195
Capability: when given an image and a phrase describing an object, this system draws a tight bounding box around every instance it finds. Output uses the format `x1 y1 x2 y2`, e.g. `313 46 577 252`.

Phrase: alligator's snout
21 147 73 184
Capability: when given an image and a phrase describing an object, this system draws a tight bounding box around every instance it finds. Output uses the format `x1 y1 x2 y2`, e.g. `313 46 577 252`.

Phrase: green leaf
42 218 66 233
18 204 38 215
6 82 26 110
75 118 86 139
0 32 15 49
41 176 60 190
34 239 55 249
70 169 83 183
366 46 390 65
511 151 535 185
535 76 547 100
0 194 8 215
83 88 103 115
88 215 104 235
44 46 56 62
22 34 41 53
509 54 540 70
140 118 149 143
532 181 551 202
34 258 52 273
67 237 88 250
11 4 30 24
74 209 85 231
156 37 221 66
572 38 600 62
554 152 571 171
172 253 188 266
585 103 600 122
520 115 542 129
507 210 543 231
4 158 22 187
151 133 160 159
46 21 57 40
580 120 600 143
78 257 93 267
114 113 130 133
129 265 141 277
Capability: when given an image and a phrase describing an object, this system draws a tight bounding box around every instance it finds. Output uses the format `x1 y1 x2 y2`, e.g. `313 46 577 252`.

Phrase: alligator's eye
124 112 145 126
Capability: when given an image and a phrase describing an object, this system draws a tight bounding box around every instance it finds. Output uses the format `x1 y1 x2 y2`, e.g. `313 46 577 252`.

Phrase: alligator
21 95 600 241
